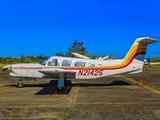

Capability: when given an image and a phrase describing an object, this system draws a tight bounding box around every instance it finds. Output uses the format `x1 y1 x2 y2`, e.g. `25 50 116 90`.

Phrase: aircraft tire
17 81 24 88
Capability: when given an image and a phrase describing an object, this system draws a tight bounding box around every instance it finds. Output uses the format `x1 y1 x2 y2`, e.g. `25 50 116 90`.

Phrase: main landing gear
57 73 65 90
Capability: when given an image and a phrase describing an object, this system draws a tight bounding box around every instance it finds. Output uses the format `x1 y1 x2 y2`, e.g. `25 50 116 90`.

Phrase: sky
0 0 160 58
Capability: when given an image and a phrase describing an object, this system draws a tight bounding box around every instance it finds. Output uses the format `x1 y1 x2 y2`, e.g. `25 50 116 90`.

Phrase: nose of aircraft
2 65 11 71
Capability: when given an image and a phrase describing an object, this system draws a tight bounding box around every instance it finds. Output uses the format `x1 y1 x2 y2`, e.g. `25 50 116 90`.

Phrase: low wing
38 68 76 74
38 68 76 79
39 68 76 78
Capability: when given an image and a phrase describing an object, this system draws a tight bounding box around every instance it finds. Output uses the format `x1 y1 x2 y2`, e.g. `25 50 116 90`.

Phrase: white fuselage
9 56 142 79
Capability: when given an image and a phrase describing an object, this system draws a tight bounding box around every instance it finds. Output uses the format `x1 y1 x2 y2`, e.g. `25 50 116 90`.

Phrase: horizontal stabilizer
136 37 158 44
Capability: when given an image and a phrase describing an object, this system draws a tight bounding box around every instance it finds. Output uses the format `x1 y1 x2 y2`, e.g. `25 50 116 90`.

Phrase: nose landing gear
17 81 24 88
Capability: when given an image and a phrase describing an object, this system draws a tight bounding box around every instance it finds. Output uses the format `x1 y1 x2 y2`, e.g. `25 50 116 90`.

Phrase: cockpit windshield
39 58 49 65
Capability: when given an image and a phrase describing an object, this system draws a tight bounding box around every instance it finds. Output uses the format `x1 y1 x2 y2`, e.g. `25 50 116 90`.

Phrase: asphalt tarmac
0 65 160 120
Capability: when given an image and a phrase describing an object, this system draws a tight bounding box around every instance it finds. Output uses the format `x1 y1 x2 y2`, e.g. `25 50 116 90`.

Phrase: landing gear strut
58 73 65 90
17 77 26 88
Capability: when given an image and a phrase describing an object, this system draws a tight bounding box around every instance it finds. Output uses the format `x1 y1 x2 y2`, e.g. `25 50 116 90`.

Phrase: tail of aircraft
122 37 158 73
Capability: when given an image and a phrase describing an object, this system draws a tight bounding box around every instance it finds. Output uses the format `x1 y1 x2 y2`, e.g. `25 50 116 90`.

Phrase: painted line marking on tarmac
0 101 160 105
119 75 160 95
74 102 160 105
0 101 71 104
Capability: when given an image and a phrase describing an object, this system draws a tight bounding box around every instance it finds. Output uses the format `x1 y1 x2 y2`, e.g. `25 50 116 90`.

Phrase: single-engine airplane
3 37 158 90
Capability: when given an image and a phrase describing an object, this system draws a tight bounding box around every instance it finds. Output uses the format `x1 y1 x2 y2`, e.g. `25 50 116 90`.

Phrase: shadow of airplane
5 80 131 95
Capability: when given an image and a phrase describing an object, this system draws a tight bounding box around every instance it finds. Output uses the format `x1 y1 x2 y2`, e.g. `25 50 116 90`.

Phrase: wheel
17 81 24 88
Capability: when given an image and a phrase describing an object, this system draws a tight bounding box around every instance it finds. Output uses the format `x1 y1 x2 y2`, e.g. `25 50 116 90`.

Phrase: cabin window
98 64 102 66
74 62 86 67
39 58 49 65
48 59 60 66
88 63 95 67
62 60 72 66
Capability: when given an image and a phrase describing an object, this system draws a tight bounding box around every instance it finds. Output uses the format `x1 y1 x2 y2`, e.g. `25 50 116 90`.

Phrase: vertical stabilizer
121 37 158 73
124 37 158 62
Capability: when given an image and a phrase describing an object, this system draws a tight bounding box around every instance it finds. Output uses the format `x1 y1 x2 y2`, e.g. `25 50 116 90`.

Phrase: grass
0 63 7 67
143 64 160 71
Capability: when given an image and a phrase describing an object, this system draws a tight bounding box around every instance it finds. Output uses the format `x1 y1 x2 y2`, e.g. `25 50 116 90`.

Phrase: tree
66 39 88 57
55 52 64 56
109 53 119 59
